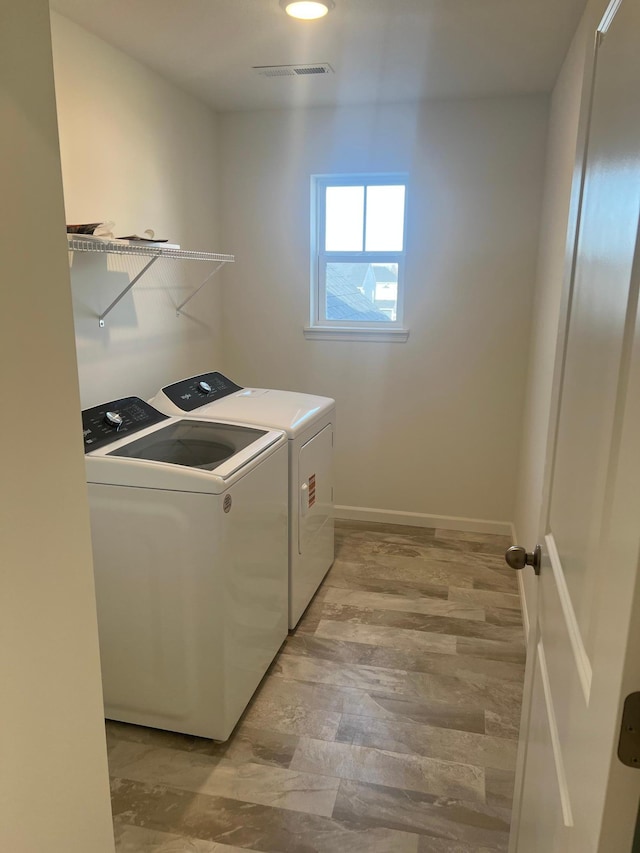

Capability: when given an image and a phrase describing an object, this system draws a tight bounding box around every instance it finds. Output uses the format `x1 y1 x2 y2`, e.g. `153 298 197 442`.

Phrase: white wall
218 98 548 527
51 14 223 407
0 2 114 850
513 0 608 615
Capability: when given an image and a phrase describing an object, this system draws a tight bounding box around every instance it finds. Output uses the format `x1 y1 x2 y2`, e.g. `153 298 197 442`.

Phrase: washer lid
83 399 286 493
152 373 335 437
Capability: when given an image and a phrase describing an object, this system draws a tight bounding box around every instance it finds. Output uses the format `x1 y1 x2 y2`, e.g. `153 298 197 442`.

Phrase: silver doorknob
505 544 541 575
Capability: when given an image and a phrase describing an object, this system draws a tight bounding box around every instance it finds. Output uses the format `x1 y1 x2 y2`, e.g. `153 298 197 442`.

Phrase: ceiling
50 0 589 112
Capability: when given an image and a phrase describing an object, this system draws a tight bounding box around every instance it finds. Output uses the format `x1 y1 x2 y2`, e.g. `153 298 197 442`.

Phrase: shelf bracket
67 236 233 326
176 261 226 317
98 255 160 327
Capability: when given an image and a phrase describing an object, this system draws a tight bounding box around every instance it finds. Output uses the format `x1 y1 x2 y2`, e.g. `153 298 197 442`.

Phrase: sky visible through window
325 185 405 252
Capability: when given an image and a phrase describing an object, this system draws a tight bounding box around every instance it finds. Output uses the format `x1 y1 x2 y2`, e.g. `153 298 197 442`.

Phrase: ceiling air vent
253 63 334 78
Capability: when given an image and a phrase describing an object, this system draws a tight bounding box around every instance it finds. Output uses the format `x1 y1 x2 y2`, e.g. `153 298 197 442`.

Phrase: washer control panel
82 397 168 452
162 372 243 412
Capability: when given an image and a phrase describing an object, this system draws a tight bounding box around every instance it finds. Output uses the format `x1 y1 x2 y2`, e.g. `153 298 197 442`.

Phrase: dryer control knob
198 381 212 394
104 410 124 428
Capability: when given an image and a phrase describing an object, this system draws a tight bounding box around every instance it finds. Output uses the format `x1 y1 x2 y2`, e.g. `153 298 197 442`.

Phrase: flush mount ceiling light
280 0 335 20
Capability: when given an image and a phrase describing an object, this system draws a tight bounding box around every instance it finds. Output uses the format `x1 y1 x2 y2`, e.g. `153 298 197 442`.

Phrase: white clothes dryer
150 373 335 628
82 396 288 741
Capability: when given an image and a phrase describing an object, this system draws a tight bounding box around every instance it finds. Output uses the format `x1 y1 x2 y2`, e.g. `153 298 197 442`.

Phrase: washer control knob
104 410 124 428
198 380 212 394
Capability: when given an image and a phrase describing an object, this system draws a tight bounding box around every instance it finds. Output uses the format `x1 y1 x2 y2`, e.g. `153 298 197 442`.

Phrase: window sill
303 326 410 342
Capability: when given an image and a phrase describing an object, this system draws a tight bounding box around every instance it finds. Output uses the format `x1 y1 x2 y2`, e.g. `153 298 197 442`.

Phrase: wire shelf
67 235 234 264
67 235 235 326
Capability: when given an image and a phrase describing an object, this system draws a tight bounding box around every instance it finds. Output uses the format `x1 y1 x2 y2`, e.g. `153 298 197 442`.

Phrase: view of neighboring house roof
326 264 391 322
329 263 369 290
372 265 398 282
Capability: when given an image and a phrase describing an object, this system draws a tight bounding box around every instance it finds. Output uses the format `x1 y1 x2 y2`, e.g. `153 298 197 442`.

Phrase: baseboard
334 505 512 536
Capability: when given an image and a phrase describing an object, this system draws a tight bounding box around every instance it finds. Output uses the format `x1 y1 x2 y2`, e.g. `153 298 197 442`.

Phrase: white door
509 1 640 851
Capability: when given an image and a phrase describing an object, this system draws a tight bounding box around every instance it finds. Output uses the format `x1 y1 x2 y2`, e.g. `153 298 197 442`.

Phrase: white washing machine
82 396 288 741
150 373 335 628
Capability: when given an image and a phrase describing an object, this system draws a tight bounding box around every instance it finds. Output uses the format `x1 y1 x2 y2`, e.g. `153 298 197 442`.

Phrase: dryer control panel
161 372 243 412
82 397 168 452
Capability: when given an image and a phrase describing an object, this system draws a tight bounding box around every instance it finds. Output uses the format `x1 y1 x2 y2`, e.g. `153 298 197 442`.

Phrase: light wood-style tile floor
108 520 524 853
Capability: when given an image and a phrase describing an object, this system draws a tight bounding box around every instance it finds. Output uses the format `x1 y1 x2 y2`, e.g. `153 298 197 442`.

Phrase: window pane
325 262 398 322
365 185 405 251
325 186 364 251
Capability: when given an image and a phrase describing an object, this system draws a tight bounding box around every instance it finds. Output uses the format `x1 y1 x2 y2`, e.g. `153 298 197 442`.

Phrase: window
307 174 409 340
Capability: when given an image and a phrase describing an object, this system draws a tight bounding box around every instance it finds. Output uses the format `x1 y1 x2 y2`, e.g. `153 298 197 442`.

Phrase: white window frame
305 173 409 342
